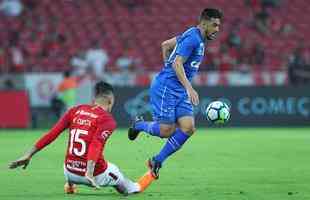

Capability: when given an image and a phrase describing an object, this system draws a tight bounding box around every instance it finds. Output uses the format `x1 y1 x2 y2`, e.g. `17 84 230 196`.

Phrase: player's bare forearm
9 120 67 170
162 48 172 62
173 55 199 105
161 37 177 61
85 160 100 189
86 160 96 176
26 146 39 158
9 146 39 169
173 56 193 90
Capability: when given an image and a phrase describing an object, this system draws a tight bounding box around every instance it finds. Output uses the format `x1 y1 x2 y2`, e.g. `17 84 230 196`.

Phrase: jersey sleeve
176 35 181 42
176 34 198 61
87 116 116 162
35 107 74 150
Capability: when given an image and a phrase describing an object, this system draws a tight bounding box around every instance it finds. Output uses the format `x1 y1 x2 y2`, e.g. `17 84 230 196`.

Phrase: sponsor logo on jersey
191 61 201 68
66 160 87 172
66 164 86 172
76 110 98 118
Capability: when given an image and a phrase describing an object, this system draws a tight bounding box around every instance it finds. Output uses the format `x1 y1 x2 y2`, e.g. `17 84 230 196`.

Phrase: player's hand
85 173 100 189
9 155 31 170
187 87 199 106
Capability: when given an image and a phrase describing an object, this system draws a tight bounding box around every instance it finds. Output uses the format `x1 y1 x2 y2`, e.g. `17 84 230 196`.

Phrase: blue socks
135 122 191 164
154 129 190 164
134 121 161 137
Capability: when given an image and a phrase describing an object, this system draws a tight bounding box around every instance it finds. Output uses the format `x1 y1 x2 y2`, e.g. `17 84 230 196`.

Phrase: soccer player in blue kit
128 8 223 178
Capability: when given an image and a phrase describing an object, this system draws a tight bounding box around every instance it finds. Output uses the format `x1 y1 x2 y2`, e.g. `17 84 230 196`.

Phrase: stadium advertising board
25 73 93 107
25 73 63 106
113 86 310 127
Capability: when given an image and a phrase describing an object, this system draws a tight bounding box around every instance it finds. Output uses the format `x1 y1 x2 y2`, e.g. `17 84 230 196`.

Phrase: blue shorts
150 80 193 124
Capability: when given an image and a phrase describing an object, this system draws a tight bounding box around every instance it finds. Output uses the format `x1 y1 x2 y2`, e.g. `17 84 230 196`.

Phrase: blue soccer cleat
128 116 144 141
147 157 161 179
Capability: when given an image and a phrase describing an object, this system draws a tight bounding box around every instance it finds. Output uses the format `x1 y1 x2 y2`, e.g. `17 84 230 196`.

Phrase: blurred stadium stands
0 0 309 81
0 0 309 128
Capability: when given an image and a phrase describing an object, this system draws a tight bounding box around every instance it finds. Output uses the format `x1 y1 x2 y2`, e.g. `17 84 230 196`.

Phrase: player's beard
206 32 217 41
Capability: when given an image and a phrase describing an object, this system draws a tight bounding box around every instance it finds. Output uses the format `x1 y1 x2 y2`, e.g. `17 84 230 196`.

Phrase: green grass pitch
0 128 309 200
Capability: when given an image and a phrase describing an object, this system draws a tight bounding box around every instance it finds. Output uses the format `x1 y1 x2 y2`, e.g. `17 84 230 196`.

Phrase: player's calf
152 128 191 170
129 117 176 139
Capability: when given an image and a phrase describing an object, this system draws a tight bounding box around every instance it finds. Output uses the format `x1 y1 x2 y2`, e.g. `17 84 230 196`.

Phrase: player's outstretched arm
161 37 177 61
9 109 72 170
9 146 39 169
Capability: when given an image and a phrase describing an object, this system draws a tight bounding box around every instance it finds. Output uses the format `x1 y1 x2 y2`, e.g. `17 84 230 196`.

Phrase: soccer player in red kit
9 81 155 195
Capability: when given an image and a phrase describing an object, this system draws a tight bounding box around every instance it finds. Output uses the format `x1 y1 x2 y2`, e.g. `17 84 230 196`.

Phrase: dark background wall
112 86 310 127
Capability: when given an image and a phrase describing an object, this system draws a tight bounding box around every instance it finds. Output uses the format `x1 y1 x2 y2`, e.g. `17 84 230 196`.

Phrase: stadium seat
0 0 308 73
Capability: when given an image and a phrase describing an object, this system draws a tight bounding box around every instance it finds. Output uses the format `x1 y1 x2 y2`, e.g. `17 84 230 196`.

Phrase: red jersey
35 104 116 176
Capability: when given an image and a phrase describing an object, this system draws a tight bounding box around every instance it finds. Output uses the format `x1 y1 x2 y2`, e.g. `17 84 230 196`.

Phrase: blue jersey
156 27 205 91
150 27 206 123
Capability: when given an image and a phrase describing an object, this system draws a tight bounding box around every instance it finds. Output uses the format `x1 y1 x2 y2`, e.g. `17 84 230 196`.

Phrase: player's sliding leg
114 177 140 195
115 171 155 194
112 169 156 195
137 171 156 192
63 162 155 195
149 116 195 178
98 162 155 195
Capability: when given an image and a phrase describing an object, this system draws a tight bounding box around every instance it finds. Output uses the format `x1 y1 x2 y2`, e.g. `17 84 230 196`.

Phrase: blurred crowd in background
0 0 309 85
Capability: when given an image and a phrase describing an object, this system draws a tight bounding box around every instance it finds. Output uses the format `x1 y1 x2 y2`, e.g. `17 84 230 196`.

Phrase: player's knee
180 125 196 135
160 125 176 138
177 116 195 135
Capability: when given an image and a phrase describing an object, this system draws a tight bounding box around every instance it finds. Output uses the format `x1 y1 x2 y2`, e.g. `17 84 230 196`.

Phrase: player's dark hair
199 8 223 21
94 81 114 98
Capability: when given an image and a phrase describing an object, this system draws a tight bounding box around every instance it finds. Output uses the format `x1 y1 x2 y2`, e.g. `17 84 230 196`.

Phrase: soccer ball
206 101 230 124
